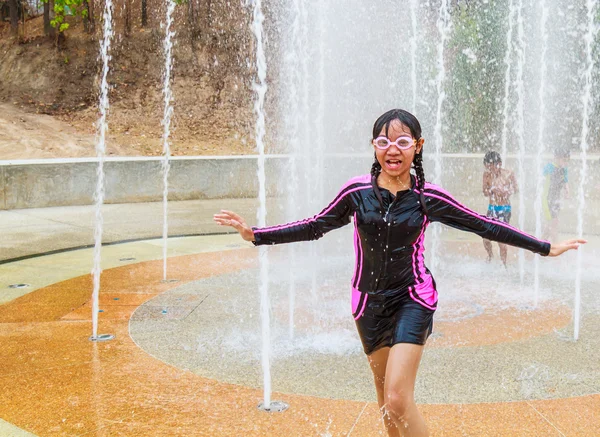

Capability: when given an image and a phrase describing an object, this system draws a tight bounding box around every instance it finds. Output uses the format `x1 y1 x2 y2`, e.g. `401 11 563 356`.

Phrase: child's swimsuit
252 174 550 355
487 204 512 223
543 163 568 219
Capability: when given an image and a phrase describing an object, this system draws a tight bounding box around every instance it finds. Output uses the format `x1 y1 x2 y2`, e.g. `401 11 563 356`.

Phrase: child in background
543 149 570 242
482 151 518 267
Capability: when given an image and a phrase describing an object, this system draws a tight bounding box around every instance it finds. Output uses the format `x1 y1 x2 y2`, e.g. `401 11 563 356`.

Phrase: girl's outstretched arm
420 182 587 257
213 175 371 246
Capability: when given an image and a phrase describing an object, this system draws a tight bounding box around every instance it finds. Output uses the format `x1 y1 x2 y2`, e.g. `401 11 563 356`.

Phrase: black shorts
355 289 435 355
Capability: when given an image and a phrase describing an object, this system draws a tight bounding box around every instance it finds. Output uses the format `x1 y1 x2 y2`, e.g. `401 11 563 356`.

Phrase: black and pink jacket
252 174 551 320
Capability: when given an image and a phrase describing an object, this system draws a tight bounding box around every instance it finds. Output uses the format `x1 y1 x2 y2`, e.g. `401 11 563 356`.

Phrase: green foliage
42 0 88 33
445 1 507 153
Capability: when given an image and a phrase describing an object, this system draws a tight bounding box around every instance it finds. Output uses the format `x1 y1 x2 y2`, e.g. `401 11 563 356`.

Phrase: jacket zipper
382 198 396 275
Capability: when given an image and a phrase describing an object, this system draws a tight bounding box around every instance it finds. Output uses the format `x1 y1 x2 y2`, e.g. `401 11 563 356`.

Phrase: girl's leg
382 343 429 437
368 347 399 437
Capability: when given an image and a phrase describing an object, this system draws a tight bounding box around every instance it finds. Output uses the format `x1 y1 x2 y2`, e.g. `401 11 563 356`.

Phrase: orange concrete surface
1 249 599 436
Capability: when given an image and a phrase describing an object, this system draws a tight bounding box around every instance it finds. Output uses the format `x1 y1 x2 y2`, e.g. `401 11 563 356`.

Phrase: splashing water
298 0 320 313
310 0 328 327
574 0 598 340
315 3 327 210
251 0 271 408
161 0 176 281
284 0 302 340
430 0 451 271
515 0 526 284
409 0 418 113
91 0 114 340
500 0 516 161
533 0 549 306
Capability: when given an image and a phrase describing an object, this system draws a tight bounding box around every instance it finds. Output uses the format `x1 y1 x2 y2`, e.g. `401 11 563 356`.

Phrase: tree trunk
125 0 131 35
8 0 19 36
21 0 26 38
43 0 50 34
206 0 212 27
43 0 56 37
87 0 95 33
82 0 90 32
141 0 147 27
187 0 195 26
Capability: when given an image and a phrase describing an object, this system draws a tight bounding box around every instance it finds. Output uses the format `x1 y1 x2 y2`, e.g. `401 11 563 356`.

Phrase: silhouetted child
543 148 570 242
482 151 518 266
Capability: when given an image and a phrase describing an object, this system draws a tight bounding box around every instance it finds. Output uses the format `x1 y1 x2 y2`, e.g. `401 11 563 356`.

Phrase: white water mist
251 0 272 408
500 0 516 161
533 0 549 306
285 0 302 340
574 0 598 340
410 0 418 113
430 0 451 271
91 0 114 340
299 1 316 299
515 0 526 284
161 0 176 281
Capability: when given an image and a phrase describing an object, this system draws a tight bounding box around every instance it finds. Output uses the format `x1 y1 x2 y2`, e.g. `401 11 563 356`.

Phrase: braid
370 154 382 179
370 153 384 210
413 150 425 189
412 148 429 215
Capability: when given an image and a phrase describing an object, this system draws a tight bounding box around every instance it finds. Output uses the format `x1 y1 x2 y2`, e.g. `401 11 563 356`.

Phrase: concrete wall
0 156 287 210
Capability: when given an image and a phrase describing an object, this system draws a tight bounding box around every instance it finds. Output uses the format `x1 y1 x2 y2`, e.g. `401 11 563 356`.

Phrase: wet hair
483 150 502 166
370 109 428 214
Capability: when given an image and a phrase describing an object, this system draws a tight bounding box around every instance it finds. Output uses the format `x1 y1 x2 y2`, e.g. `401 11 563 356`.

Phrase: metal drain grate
89 334 115 342
257 401 289 413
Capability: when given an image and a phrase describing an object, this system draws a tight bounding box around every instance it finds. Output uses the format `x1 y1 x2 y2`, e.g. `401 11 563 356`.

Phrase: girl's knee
384 388 413 418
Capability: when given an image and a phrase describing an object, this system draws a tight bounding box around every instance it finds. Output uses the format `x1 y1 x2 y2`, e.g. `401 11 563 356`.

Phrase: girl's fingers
222 210 245 223
213 217 234 226
214 212 234 219
550 238 588 256
213 217 249 235
215 211 247 227
213 218 229 226
229 220 245 232
561 239 587 250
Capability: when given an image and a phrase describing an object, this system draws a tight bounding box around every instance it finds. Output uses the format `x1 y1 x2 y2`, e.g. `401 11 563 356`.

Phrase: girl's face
374 120 423 180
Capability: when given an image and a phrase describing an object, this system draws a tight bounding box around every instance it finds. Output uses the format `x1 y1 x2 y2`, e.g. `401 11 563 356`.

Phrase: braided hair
371 109 428 215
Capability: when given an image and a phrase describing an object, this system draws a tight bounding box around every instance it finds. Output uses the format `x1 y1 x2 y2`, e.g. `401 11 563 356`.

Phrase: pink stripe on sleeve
253 183 371 234
424 191 548 243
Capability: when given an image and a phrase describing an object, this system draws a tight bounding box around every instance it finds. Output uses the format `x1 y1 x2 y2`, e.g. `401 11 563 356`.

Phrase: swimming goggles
372 135 415 150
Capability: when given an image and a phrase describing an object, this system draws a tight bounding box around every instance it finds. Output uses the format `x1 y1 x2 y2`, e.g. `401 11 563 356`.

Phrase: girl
214 109 585 437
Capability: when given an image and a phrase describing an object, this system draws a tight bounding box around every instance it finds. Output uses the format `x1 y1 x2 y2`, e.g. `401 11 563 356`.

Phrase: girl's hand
548 239 587 257
213 210 255 242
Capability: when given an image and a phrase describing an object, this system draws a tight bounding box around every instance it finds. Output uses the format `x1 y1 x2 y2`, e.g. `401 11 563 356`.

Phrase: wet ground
1 200 599 436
